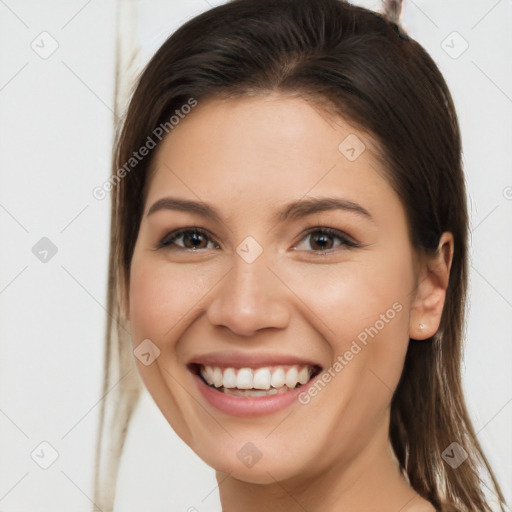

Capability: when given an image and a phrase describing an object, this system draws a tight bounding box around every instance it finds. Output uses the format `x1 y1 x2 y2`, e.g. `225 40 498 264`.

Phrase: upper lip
187 351 323 369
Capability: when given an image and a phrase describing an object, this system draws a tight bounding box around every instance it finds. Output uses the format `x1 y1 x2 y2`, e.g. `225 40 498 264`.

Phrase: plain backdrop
0 1 510 511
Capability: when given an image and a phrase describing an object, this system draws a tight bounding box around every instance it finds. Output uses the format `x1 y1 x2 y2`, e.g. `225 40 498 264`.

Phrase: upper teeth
199 364 314 390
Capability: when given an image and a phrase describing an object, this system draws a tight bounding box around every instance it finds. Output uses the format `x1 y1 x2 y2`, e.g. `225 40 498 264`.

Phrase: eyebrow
146 196 373 223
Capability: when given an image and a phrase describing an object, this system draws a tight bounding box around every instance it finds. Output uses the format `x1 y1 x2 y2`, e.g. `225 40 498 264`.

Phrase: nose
206 252 291 337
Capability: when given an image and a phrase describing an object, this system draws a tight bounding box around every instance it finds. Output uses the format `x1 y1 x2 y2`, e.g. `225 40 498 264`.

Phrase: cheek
332 248 413 395
282 249 413 344
283 245 413 399
128 257 204 342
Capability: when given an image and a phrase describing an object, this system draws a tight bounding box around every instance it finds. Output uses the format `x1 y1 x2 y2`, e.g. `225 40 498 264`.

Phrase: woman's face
128 94 425 483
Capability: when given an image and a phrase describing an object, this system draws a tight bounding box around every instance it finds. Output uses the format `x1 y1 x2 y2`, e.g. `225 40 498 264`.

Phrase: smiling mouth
189 363 322 397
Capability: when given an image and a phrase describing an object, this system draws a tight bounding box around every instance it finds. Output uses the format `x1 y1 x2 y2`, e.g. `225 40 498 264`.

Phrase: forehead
145 94 400 227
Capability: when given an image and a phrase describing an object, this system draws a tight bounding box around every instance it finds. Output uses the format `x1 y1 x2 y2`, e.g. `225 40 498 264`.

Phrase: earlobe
409 232 454 341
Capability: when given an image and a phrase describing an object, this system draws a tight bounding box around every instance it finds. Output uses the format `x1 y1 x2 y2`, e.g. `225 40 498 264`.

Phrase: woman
94 0 507 510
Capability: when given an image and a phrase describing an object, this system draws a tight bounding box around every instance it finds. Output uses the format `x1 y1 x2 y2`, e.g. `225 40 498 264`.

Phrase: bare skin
127 93 451 511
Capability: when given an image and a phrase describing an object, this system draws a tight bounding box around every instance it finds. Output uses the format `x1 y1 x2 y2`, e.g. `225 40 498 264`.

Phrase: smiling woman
94 0 507 511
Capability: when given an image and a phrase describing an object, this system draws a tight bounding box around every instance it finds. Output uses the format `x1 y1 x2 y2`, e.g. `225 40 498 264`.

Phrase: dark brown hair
94 1 507 510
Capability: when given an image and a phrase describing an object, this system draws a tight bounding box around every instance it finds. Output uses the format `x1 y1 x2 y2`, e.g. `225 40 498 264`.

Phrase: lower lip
192 371 317 418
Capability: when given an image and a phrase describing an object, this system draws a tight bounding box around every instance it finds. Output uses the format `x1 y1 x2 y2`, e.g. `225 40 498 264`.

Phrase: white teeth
198 364 315 392
204 366 214 386
270 367 285 388
298 366 310 385
223 388 282 397
222 367 237 388
285 367 298 389
236 368 253 389
213 367 224 388
253 368 271 390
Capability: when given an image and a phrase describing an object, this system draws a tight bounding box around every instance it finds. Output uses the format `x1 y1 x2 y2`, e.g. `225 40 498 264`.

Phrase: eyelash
155 226 359 254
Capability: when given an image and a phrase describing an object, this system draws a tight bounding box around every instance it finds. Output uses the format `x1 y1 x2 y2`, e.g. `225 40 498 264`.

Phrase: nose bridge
206 244 290 336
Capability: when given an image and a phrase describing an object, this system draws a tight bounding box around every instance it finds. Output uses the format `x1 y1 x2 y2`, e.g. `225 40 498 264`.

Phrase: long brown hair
94 0 507 510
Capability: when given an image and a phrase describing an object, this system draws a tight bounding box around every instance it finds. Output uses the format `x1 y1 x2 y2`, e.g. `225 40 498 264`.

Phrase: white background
0 1 510 511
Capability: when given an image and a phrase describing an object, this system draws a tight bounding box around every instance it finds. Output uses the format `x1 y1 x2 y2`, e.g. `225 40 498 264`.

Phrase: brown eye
294 227 358 252
309 231 335 250
183 231 208 249
158 228 219 251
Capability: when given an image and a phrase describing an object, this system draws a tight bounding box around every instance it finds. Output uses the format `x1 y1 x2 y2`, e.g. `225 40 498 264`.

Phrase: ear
409 232 454 341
